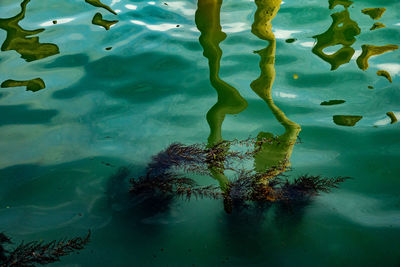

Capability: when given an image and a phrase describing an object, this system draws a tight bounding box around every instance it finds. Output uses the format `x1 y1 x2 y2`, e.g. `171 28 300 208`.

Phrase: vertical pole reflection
195 0 248 147
250 0 301 182
195 0 248 191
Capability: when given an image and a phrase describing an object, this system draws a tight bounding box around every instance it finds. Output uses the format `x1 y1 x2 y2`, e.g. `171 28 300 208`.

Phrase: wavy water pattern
0 0 399 266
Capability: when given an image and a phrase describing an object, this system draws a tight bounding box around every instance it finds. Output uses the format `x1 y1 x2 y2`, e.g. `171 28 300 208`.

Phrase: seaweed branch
0 231 90 267
128 141 351 214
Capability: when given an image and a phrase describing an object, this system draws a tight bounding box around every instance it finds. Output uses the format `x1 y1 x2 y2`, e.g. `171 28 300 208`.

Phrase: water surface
0 0 400 266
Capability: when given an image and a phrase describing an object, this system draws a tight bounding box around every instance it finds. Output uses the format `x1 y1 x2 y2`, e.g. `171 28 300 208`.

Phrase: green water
0 0 400 266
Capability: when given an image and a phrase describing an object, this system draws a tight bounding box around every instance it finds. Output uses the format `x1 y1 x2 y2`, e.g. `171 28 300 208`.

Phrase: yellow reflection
0 0 59 62
195 0 248 190
250 0 301 181
195 0 301 190
195 0 248 147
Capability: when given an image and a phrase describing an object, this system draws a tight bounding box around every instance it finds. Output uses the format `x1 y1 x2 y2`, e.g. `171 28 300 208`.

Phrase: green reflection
377 70 392 83
356 44 399 71
333 115 362 126
0 0 59 62
329 0 353 9
251 0 301 180
92 12 118 30
370 22 385 31
195 0 248 190
361 8 386 20
312 9 360 70
195 0 248 147
85 0 117 15
1 78 45 92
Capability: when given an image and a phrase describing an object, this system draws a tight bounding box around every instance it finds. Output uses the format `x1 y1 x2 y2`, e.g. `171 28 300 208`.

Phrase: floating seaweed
92 13 118 30
0 231 90 267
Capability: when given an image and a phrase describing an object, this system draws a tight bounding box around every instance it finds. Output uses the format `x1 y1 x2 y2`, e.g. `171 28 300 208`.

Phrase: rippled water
0 0 400 266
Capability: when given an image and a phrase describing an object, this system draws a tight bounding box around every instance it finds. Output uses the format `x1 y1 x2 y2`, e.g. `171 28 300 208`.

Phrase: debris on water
105 47 112 50
293 74 299 79
368 85 374 89
52 20 57 24
377 70 392 83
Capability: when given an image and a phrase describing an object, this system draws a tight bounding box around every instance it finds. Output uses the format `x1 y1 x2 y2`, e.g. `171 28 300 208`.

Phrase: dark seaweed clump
0 231 90 267
129 141 350 214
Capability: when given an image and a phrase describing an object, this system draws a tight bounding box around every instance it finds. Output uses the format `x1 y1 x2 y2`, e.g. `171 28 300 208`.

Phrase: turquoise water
0 0 400 266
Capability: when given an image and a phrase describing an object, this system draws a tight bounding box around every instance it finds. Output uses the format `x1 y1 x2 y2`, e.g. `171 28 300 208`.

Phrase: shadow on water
51 52 210 103
0 104 57 127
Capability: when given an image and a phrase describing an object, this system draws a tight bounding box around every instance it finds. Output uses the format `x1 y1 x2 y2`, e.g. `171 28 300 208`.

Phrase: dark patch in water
320 99 345 106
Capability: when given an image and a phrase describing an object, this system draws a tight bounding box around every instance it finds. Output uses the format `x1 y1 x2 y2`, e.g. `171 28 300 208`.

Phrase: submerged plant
129 141 350 214
0 231 90 267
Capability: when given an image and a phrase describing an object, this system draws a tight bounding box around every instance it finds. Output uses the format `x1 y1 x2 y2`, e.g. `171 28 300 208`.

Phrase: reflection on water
312 9 360 70
312 0 399 127
92 12 119 30
1 78 45 92
195 0 247 190
357 44 399 71
85 0 117 15
333 115 363 126
250 0 300 177
0 0 399 265
377 70 392 83
370 22 385 31
361 7 386 20
128 0 349 217
0 0 59 62
195 0 248 147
